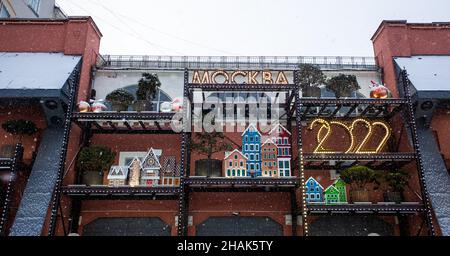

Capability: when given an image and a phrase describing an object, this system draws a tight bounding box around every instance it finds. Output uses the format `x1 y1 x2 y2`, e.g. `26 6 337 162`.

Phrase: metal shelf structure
0 144 23 236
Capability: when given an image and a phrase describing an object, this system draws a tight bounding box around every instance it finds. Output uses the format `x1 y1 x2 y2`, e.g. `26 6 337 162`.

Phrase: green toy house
324 185 340 204
333 178 348 203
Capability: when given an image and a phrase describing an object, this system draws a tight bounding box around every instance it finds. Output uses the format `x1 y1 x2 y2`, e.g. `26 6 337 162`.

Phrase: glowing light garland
309 118 391 154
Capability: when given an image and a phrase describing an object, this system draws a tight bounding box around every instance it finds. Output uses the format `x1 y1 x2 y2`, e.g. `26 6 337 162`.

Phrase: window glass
28 0 41 14
0 3 10 18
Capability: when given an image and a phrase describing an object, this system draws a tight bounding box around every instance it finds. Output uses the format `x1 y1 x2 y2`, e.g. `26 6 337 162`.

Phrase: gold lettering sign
191 70 290 84
309 118 391 154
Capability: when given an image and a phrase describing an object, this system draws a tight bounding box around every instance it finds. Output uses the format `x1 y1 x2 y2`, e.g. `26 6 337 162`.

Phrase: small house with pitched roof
107 166 129 186
305 177 324 203
224 149 248 178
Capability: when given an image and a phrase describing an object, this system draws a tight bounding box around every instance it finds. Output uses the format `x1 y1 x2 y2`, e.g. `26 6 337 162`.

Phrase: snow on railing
97 55 378 70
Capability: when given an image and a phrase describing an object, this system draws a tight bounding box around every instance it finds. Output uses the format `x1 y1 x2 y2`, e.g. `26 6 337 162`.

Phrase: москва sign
191 70 290 84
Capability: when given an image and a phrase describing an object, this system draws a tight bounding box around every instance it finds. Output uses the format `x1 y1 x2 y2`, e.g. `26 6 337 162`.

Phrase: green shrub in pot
381 169 410 203
326 74 360 98
106 89 134 112
77 145 115 185
133 73 162 112
340 165 377 202
298 63 326 97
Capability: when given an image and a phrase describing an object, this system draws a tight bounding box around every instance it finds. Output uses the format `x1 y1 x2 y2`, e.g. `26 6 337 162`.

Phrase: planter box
350 190 370 202
81 171 104 185
195 159 222 177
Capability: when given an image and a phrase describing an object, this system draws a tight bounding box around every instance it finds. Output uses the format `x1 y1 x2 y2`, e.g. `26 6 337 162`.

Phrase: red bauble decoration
370 81 390 99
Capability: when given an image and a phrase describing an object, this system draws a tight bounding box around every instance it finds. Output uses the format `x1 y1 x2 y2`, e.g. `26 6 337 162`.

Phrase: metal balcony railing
97 55 378 71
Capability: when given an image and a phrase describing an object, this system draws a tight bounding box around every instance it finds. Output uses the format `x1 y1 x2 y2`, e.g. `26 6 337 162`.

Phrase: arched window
118 85 173 112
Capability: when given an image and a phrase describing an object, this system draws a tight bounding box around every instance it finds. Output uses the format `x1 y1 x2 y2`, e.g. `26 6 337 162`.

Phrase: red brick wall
372 21 450 97
0 17 102 236
0 18 102 102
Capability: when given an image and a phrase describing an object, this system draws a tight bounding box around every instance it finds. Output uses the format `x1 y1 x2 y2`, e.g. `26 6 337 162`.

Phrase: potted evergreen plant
326 74 360 98
381 169 409 203
298 63 326 97
340 165 377 202
191 131 233 177
77 145 115 185
106 89 134 112
2 119 38 143
133 73 162 112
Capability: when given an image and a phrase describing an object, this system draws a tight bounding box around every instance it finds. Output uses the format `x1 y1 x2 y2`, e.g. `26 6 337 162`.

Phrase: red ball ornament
370 81 390 99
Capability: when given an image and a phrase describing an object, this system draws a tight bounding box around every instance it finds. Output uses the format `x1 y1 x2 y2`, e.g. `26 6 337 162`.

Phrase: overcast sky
57 0 450 56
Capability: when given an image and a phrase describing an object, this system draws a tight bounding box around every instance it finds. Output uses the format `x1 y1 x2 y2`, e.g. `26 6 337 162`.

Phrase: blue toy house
305 177 324 203
241 124 262 177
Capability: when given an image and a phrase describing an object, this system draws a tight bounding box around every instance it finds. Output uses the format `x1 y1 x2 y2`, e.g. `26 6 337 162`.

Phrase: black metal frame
178 69 301 236
306 203 425 214
47 63 81 236
0 144 23 236
400 69 436 236
53 66 435 237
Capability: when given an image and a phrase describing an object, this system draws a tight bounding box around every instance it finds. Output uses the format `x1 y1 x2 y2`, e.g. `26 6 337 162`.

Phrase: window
279 161 283 168
255 154 259 160
284 161 290 168
274 161 276 166
268 162 272 167
240 161 243 167
245 145 248 151
255 145 259 151
234 161 238 167
284 138 288 144
245 154 249 159
311 194 315 199
250 154 254 160
250 164 254 170
227 170 231 176
229 161 233 167
232 170 236 176
28 0 41 15
250 136 254 142
237 170 241 176
245 136 248 142
0 3 10 18
250 145 254 150
256 164 259 170
234 155 238 159
278 148 282 155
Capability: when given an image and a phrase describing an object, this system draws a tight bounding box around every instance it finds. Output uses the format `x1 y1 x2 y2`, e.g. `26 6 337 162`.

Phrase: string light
309 118 391 154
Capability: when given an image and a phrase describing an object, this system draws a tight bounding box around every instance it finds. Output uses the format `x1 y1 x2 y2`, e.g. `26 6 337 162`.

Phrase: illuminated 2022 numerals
308 118 391 154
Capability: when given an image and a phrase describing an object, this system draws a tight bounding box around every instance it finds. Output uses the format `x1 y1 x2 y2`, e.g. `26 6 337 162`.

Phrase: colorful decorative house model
140 148 161 187
160 155 180 187
333 178 348 203
128 157 142 187
269 123 292 177
241 124 262 177
324 185 340 204
107 166 129 186
261 138 278 177
305 177 324 203
223 149 248 178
